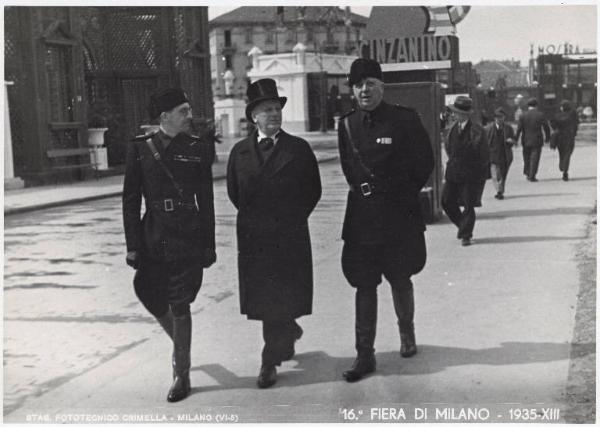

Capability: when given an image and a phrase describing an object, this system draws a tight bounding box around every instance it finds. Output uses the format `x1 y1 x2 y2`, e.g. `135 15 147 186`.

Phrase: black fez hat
348 58 383 86
527 97 538 107
494 107 507 117
448 95 473 114
245 78 287 123
148 88 189 120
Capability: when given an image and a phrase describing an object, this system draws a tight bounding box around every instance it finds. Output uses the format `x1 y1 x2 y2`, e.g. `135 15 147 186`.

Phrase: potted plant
87 101 111 147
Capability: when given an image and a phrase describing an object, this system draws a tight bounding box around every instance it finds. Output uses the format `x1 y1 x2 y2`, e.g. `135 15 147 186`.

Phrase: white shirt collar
257 129 280 144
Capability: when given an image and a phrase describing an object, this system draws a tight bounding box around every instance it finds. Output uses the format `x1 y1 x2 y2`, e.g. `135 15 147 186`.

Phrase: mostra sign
362 6 460 71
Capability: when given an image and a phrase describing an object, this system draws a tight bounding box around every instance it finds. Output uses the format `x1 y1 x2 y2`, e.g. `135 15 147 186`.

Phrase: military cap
347 58 383 87
148 88 189 120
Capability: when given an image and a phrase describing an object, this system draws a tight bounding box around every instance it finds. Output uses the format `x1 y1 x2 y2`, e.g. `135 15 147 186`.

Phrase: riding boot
392 283 417 358
343 287 377 382
167 313 192 402
156 310 174 340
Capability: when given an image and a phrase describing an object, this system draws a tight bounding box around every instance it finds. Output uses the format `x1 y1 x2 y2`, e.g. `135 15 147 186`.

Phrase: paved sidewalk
3 135 339 216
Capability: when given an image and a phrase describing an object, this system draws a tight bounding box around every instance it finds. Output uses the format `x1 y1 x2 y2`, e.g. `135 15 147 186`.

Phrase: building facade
209 6 367 99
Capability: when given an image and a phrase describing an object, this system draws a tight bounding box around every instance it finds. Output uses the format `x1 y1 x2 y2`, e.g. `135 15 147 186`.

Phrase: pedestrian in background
122 88 216 402
442 96 489 247
549 100 579 181
227 78 322 389
516 97 550 182
337 58 434 382
485 107 516 199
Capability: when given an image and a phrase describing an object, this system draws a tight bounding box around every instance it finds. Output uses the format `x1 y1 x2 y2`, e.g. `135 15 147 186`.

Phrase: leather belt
353 181 388 197
150 198 198 212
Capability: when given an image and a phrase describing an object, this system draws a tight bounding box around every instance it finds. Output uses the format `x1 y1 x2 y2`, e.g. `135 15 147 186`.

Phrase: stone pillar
4 81 24 190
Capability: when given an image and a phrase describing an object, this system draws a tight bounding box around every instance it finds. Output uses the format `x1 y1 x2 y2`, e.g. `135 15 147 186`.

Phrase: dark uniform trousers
441 181 478 239
337 101 434 359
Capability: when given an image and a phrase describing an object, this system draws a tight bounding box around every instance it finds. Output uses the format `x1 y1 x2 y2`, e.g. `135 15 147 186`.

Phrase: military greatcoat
338 101 434 249
122 130 215 313
227 129 322 321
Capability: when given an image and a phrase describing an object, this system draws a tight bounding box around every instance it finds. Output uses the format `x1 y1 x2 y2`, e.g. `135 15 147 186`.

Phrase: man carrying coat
516 97 550 182
122 88 216 402
227 78 322 389
442 96 489 246
338 58 434 382
485 107 516 199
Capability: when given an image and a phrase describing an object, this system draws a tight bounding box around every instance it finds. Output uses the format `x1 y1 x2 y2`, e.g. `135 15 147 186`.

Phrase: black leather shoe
167 372 191 402
461 238 471 246
257 364 277 388
562 172 569 181
530 176 538 182
400 332 417 358
342 355 376 382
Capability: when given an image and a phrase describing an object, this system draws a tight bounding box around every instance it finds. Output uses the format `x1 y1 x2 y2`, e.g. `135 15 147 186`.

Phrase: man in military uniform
442 96 489 246
122 88 216 402
338 58 434 382
227 78 322 389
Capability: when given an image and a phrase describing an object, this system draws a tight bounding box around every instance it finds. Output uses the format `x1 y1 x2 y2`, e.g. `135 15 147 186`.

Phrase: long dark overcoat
485 122 516 169
445 120 489 207
550 110 578 150
226 130 322 321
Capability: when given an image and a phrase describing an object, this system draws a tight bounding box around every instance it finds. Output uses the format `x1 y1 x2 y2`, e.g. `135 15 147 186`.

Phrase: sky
208 3 598 65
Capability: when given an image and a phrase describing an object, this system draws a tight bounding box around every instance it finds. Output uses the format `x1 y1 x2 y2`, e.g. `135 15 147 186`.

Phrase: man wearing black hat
442 95 489 246
516 97 550 181
337 58 434 382
122 87 216 402
485 107 517 199
549 100 579 181
226 78 322 388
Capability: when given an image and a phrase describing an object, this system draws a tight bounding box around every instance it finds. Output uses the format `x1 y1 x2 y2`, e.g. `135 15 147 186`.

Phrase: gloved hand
202 248 216 268
126 251 140 269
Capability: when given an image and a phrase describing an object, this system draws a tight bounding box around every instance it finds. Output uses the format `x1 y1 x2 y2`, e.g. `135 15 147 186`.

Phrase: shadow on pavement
191 341 592 392
540 176 596 182
474 235 583 245
503 192 577 200
478 206 592 220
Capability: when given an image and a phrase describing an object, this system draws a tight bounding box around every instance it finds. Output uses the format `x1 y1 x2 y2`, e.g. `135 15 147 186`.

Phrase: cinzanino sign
361 6 461 71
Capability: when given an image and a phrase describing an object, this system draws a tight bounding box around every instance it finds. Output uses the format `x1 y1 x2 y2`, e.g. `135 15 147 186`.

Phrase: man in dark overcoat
485 107 516 199
226 78 322 388
442 96 490 246
516 97 550 181
122 88 216 402
338 58 434 382
550 100 579 181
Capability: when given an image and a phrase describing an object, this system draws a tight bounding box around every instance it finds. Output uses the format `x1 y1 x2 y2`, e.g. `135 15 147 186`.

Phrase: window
225 55 232 69
265 27 274 44
224 30 231 47
245 27 253 44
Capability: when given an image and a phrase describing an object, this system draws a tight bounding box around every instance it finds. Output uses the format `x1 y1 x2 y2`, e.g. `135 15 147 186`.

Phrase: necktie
259 137 274 151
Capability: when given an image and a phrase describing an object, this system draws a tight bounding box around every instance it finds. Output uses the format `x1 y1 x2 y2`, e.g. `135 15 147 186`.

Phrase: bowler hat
448 96 473 114
494 107 507 117
148 87 189 120
527 97 538 107
245 78 287 123
347 58 383 87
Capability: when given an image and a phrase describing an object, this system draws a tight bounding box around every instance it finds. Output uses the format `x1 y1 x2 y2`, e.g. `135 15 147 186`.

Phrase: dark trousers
522 146 542 179
558 144 574 173
441 180 476 239
261 319 301 366
490 163 510 195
